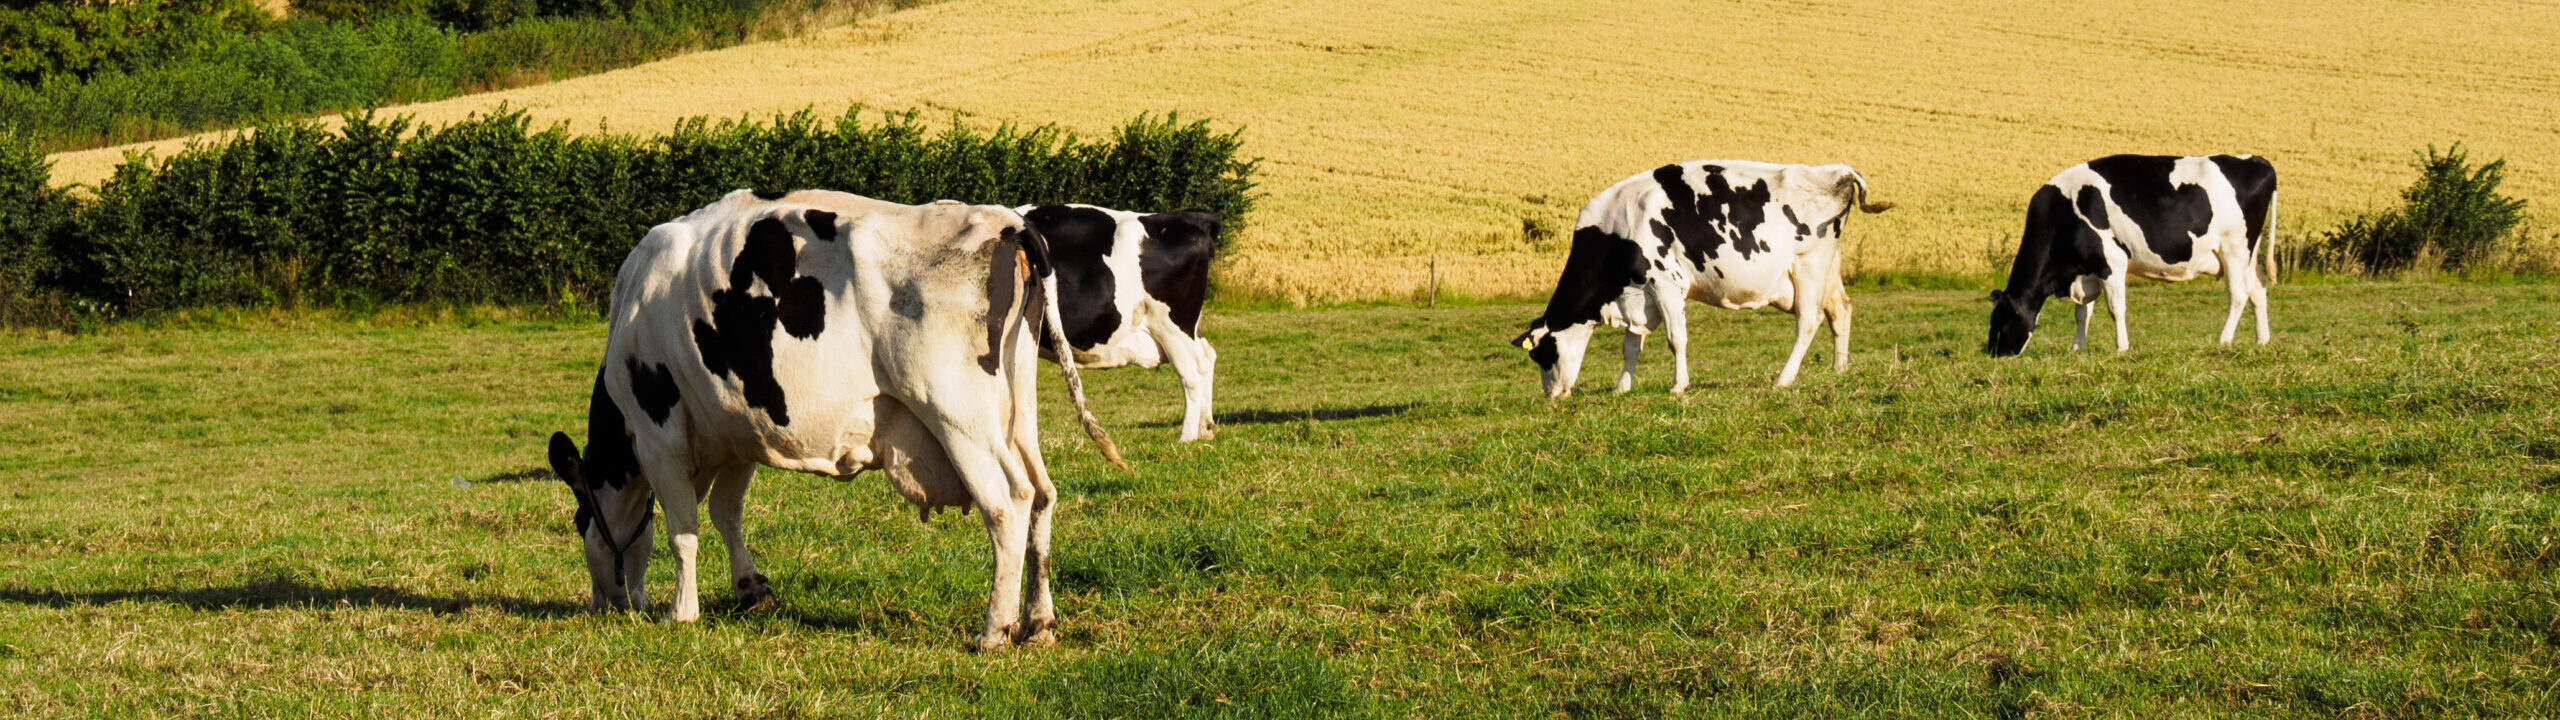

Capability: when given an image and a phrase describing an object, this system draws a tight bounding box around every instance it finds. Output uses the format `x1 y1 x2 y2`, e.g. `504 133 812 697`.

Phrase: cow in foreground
544 189 1123 652
1015 204 1222 441
1514 160 1893 397
1986 154 2276 356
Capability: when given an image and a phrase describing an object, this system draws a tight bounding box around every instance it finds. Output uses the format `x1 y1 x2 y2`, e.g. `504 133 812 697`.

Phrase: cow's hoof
1015 618 1057 647
733 574 777 612
973 626 1020 654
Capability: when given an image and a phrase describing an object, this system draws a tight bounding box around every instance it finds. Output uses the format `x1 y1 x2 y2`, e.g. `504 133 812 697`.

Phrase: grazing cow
544 189 1123 652
1986 154 2276 356
1513 160 1892 397
1015 204 1222 442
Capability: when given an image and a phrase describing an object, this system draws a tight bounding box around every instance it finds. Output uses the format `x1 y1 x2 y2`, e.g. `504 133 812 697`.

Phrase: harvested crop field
47 0 2560 301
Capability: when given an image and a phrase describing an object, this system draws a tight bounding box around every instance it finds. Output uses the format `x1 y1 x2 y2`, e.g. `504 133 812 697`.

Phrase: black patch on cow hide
1531 225 1650 331
2209 155 2279 251
579 371 641 491
626 357 682 425
803 210 839 242
980 241 1020 375
691 217 829 426
752 189 789 201
1021 205 1123 351
1649 164 1774 269
2073 185 2112 231
2089 155 2213 265
1782 206 1812 239
1137 210 1219 337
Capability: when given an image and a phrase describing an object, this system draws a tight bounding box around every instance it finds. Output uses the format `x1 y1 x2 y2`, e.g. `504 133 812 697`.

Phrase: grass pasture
43 0 2560 301
3 283 2557 717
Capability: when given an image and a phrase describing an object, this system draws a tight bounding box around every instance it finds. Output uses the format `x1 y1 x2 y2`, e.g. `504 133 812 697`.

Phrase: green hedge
1 0 935 153
1 107 1255 320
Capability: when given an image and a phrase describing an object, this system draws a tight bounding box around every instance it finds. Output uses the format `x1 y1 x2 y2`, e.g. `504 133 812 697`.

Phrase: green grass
2 283 2556 717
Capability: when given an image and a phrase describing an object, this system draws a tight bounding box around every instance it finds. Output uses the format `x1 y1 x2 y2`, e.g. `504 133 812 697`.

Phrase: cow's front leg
656 477 705 623
1614 330 1643 395
706 462 773 612
2105 273 2130 352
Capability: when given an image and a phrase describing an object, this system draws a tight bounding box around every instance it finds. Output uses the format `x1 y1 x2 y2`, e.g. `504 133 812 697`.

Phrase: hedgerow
0 0 936 153
0 107 1255 321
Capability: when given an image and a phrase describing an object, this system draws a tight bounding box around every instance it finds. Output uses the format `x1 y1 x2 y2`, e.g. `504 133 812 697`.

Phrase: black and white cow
1015 204 1221 442
1986 154 2277 356
545 189 1122 652
1514 160 1892 397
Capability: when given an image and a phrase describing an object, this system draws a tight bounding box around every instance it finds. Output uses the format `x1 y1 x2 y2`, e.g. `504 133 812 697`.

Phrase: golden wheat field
49 0 2560 301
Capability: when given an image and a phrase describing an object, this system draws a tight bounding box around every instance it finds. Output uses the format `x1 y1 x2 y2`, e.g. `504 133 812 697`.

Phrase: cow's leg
1150 321 1217 442
1775 266 1828 387
2249 261 2272 344
1614 330 1643 395
2217 258 2250 346
1657 283 1690 394
2071 301 2092 352
936 418 1035 652
2105 273 2130 352
631 443 703 623
1823 277 1852 372
705 461 773 611
1013 427 1061 646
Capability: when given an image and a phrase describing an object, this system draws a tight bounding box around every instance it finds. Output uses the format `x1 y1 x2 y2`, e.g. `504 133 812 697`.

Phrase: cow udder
872 397 974 521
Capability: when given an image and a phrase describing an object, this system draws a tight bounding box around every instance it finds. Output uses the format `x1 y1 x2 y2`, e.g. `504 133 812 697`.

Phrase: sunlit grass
2 282 2554 716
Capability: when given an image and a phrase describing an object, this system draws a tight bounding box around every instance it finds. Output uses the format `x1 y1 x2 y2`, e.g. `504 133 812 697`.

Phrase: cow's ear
548 432 584 488
1989 290 2007 303
1511 328 1537 350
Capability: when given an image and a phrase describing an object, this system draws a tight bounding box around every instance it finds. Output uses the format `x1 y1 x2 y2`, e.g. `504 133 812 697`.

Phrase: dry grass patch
49 0 2560 301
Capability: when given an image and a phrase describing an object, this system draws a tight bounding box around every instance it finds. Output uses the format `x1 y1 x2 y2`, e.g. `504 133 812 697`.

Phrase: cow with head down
1986 154 2277 356
545 189 1123 652
1514 160 1892 397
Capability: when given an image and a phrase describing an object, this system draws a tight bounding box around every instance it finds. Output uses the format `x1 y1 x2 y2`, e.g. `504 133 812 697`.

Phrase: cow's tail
1845 169 1895 214
1037 264 1129 471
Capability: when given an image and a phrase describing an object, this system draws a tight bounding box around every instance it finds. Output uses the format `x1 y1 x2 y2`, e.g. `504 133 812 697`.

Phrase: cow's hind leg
933 416 1036 652
1823 277 1852 372
1012 424 1061 646
1775 267 1828 387
706 462 773 612
1150 319 1218 442
2217 258 2251 346
1657 283 1690 394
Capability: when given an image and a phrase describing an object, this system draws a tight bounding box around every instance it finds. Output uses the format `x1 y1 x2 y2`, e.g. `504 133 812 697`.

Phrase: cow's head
1512 318 1594 399
546 381 657 610
1985 289 2042 357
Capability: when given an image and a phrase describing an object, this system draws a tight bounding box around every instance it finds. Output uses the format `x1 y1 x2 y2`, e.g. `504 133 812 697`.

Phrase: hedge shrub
2321 144 2531 274
1 0 937 153
4 107 1255 319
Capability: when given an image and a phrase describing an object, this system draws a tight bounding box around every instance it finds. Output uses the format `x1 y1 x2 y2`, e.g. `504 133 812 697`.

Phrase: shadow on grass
0 576 586 618
476 466 559 484
1140 402 1422 429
